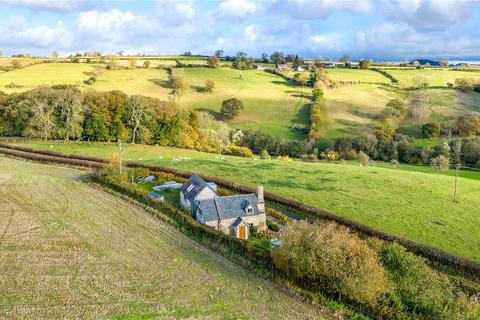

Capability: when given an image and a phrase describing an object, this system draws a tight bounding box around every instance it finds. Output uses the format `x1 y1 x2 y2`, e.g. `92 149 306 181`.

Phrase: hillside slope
12 141 480 262
0 156 328 319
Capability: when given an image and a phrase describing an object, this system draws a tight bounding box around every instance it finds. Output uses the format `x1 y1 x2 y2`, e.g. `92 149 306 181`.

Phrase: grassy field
3 62 480 141
323 84 404 139
0 63 95 93
0 57 46 67
11 140 480 262
93 67 311 140
92 68 171 98
379 67 480 87
0 155 330 319
326 68 389 83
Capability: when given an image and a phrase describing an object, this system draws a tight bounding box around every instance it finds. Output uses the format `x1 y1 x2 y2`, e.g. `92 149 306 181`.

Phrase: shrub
455 78 478 91
380 243 460 318
422 122 440 138
266 207 289 223
390 159 399 168
386 99 406 116
204 79 215 92
220 98 243 120
260 149 271 160
312 87 324 100
278 155 293 162
222 145 253 158
430 155 450 173
325 150 338 162
272 221 388 305
357 151 371 166
267 220 280 232
412 75 430 89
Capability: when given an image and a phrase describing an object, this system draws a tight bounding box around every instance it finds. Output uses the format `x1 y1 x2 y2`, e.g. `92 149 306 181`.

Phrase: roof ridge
213 197 221 221
217 193 256 199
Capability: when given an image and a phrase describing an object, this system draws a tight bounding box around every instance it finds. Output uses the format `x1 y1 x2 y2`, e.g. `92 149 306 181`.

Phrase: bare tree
430 155 450 174
126 96 149 144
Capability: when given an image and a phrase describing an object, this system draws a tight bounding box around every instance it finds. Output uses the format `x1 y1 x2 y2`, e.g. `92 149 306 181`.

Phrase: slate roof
196 194 260 222
232 217 247 228
180 174 218 202
195 198 219 222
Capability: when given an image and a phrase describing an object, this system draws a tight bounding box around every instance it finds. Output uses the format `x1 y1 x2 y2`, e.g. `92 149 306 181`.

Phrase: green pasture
13 140 480 262
380 68 480 87
0 63 95 93
93 67 311 140
326 68 389 83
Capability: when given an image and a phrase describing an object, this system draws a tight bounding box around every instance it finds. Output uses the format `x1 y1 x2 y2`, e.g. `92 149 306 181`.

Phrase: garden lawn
0 63 95 93
0 156 329 320
11 140 480 262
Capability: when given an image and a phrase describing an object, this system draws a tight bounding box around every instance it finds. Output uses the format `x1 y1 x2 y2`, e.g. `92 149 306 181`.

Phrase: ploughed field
0 156 328 319
11 140 480 262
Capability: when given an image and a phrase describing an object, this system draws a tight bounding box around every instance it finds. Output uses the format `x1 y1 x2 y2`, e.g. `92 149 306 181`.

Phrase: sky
0 0 480 61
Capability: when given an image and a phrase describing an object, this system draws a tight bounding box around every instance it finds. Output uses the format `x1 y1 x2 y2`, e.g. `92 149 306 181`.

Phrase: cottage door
239 226 246 240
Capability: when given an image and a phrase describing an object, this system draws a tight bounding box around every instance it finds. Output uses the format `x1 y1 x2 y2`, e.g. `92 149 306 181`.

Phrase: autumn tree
457 112 480 137
358 59 371 69
169 70 186 96
207 55 220 68
270 51 285 67
220 98 243 120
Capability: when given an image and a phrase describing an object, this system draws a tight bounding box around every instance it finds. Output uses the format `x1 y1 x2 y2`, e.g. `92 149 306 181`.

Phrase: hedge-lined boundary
0 141 479 276
371 68 399 84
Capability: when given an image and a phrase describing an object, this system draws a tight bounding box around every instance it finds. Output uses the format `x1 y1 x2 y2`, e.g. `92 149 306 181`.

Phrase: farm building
180 174 266 239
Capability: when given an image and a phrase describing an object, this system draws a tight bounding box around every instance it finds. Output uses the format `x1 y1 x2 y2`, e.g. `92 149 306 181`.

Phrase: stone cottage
180 174 266 240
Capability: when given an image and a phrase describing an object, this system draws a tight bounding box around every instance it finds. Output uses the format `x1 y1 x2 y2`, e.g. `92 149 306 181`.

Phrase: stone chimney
256 185 265 213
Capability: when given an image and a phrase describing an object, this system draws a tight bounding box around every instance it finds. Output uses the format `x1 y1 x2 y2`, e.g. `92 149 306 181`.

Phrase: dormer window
186 185 194 192
246 205 253 214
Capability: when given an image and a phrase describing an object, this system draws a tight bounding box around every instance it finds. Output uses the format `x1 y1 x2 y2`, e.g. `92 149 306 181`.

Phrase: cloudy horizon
1 0 480 61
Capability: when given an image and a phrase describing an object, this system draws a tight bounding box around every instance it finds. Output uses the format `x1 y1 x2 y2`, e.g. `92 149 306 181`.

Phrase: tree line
0 86 229 152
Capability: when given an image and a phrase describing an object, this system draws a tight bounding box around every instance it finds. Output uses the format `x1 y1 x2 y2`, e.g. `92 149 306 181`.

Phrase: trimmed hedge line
371 68 399 84
0 142 479 276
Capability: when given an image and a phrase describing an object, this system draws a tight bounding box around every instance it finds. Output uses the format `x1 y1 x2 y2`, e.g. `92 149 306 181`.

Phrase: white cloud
383 0 474 31
0 17 71 49
288 0 373 19
355 22 480 57
77 9 135 33
244 25 257 42
217 0 262 18
1 0 85 13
